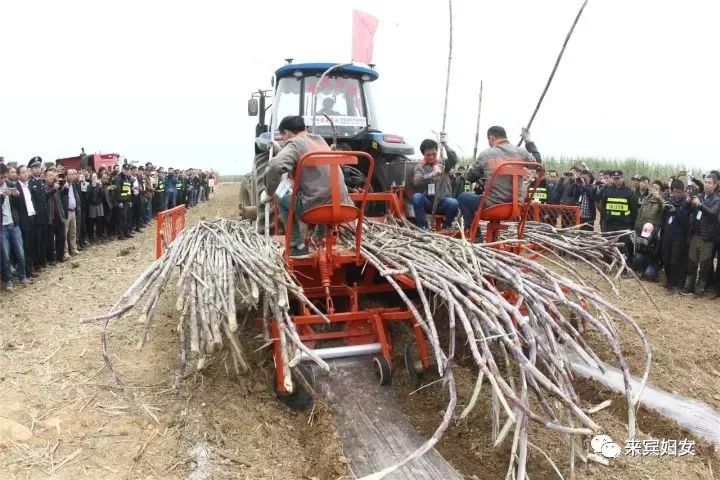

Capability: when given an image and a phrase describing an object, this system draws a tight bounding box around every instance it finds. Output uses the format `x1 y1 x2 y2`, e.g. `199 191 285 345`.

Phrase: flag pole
472 80 483 160
431 0 453 222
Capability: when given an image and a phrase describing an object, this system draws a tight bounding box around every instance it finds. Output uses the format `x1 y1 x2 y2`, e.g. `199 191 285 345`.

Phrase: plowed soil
1 182 718 479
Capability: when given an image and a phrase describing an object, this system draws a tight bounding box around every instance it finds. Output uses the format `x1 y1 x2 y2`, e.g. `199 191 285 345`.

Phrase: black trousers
115 203 129 237
661 236 687 288
33 217 48 267
19 220 35 274
131 196 141 229
46 222 65 262
78 207 88 244
606 222 634 260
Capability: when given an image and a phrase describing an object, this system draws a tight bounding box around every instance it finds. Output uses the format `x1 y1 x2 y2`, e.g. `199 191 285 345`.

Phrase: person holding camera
43 168 66 264
682 173 720 297
411 134 459 230
660 179 690 292
576 170 598 230
599 170 638 260
633 180 665 278
0 163 31 291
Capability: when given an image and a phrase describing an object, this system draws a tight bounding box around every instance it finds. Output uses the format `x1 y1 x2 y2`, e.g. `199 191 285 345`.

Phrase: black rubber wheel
373 356 392 386
404 344 422 390
274 363 315 410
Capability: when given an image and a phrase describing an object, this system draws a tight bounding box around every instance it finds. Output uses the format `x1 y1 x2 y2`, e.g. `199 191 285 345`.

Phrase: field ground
0 183 718 479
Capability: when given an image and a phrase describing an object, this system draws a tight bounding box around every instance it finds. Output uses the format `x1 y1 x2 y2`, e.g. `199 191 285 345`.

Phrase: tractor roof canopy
274 63 379 82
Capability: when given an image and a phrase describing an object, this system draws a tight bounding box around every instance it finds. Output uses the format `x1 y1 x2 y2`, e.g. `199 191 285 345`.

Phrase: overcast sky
1 0 719 174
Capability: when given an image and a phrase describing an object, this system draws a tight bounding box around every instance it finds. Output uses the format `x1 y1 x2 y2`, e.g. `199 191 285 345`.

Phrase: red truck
56 151 121 171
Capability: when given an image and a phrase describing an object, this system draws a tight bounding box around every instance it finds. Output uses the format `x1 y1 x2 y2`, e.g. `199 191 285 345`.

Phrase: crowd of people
410 126 720 299
0 157 216 292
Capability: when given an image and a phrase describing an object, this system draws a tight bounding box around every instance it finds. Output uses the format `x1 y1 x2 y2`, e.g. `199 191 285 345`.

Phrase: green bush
458 156 707 181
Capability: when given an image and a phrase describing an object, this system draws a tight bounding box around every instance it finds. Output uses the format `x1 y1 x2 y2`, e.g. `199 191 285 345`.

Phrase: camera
687 184 699 197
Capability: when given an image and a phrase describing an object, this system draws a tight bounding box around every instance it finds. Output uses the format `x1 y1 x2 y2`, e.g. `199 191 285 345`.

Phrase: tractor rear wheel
372 356 392 386
274 363 316 410
404 344 424 390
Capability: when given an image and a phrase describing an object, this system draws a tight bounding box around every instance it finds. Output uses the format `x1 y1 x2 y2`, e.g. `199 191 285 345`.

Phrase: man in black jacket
682 173 720 297
44 169 66 265
114 164 134 240
28 157 49 269
599 170 638 261
15 165 39 278
660 180 689 292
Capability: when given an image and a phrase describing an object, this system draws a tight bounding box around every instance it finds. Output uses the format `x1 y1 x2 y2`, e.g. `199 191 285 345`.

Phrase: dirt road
1 182 718 479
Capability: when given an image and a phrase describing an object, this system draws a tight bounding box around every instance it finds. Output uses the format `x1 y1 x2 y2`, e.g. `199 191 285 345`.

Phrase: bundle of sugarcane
84 219 329 390
500 221 632 274
342 220 650 480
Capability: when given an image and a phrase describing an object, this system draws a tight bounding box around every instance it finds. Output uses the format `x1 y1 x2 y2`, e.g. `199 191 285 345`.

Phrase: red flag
352 9 379 64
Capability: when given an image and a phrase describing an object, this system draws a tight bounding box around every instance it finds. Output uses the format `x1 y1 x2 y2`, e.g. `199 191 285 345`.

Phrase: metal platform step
316 357 463 480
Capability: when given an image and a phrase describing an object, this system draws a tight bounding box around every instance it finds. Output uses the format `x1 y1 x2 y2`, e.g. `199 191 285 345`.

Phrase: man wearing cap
599 170 638 260
264 115 349 258
27 157 50 269
114 164 134 240
630 174 641 194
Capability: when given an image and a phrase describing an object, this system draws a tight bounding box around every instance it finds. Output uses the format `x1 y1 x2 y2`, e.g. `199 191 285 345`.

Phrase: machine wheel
404 344 424 390
274 363 315 410
372 356 392 386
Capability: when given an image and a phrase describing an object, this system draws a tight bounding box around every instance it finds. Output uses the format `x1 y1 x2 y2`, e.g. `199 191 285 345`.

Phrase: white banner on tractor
303 115 368 128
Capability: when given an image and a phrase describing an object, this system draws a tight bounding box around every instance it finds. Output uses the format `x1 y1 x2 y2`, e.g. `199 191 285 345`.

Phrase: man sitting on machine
458 126 541 230
263 115 350 258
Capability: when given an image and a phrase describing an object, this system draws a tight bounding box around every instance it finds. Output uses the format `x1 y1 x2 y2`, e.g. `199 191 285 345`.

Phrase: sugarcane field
2 1 720 480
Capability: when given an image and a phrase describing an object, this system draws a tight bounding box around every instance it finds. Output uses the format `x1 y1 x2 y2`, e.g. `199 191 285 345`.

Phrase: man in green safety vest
114 163 134 240
599 169 638 260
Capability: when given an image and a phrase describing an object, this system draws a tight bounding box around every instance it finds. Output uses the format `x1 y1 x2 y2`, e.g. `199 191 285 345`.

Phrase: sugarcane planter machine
260 147 579 408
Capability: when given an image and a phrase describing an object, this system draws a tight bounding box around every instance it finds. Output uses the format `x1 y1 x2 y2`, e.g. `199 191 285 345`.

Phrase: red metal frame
270 150 430 396
468 159 544 244
155 205 186 258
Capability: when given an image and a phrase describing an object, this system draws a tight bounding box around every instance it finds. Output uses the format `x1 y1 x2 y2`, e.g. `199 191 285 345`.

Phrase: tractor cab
245 62 417 225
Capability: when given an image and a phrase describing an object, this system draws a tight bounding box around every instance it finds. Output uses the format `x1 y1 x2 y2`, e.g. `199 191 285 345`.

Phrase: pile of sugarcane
340 220 650 480
83 219 330 390
86 216 651 479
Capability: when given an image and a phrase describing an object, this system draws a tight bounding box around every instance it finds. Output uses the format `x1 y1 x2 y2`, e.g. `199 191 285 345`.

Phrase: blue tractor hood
275 63 379 81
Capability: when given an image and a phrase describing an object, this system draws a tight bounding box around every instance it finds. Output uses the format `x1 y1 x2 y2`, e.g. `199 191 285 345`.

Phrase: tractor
240 61 417 223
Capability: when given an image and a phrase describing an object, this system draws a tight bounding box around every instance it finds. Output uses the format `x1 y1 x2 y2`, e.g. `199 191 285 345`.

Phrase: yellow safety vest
177 181 183 190
120 180 131 199
157 181 165 193
528 186 548 204
605 197 630 216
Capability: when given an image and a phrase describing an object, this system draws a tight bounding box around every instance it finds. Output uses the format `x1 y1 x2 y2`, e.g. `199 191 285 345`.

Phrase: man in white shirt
16 166 38 277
